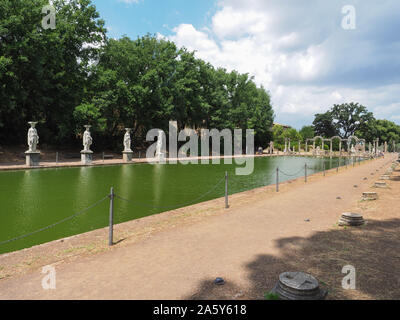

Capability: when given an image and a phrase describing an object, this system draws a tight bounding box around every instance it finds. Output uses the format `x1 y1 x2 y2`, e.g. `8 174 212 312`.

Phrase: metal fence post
109 187 114 246
323 162 325 176
305 163 307 183
103 152 105 163
225 171 229 209
276 167 279 192
56 152 58 165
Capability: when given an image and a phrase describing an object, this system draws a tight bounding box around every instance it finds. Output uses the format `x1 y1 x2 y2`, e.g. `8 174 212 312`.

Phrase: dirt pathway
0 155 398 299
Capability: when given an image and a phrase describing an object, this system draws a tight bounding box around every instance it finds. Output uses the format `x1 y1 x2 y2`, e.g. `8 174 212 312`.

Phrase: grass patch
264 292 280 300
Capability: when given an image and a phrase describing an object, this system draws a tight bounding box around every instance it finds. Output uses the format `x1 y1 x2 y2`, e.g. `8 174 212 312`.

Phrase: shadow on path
186 219 400 300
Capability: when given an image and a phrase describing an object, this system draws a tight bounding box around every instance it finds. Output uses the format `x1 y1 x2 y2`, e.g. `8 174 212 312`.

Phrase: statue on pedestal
123 128 132 152
82 125 93 152
25 122 41 166
122 128 134 162
27 122 39 152
81 125 93 165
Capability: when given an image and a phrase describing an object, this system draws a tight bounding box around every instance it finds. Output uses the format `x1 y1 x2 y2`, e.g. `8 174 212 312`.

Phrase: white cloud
165 0 400 128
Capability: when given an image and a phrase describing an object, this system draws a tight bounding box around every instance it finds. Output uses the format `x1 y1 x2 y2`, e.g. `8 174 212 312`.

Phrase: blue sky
91 0 400 129
92 0 217 39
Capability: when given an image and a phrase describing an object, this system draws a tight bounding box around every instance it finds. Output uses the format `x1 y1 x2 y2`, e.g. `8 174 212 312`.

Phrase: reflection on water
0 156 362 254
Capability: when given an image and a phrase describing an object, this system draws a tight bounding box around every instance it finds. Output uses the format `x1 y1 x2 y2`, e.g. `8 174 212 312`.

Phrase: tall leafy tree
1 1 275 150
0 0 106 145
313 103 374 139
312 111 338 138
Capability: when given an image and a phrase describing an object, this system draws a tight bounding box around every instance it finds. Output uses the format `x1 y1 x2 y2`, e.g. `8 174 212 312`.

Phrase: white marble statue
27 122 39 152
82 125 93 152
124 128 132 152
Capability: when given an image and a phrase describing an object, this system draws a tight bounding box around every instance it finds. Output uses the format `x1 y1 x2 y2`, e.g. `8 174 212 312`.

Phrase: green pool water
0 156 359 254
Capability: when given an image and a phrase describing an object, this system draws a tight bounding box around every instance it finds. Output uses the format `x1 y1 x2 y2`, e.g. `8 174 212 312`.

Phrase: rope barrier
0 195 109 246
115 176 226 210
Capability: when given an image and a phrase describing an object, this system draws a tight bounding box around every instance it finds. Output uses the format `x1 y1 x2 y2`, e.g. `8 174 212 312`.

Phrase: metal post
103 152 105 163
336 160 339 173
276 167 279 192
323 162 325 176
225 171 229 209
305 163 307 183
109 187 114 246
139 151 141 159
56 152 58 165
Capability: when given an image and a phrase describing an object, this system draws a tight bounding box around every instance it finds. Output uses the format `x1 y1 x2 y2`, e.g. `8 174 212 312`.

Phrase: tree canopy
0 0 106 145
356 119 400 149
0 0 275 150
313 103 374 140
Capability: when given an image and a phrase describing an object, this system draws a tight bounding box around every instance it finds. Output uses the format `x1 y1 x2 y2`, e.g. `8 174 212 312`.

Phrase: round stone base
362 192 378 201
374 181 387 188
81 150 93 165
271 272 327 300
338 213 365 226
25 151 40 167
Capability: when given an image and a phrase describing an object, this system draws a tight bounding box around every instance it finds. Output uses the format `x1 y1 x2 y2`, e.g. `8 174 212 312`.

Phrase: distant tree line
273 103 400 151
0 0 274 151
313 103 400 150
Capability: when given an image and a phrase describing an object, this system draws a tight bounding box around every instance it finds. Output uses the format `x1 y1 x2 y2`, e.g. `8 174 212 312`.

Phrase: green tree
0 0 106 145
1 1 275 151
312 112 338 138
75 35 180 149
273 125 302 151
357 119 400 148
299 125 315 140
313 103 374 139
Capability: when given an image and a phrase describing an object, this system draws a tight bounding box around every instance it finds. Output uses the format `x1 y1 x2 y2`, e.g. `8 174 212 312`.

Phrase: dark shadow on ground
186 219 400 300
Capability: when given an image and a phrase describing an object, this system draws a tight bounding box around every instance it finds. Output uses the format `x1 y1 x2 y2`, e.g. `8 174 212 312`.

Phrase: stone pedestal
81 150 93 165
25 151 40 167
362 192 378 201
123 151 134 162
374 181 387 188
271 272 327 300
339 213 365 226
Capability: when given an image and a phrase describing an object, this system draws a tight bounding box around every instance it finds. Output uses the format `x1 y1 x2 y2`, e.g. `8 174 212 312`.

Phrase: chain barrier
115 176 226 210
2 156 390 247
0 195 109 246
278 167 305 177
